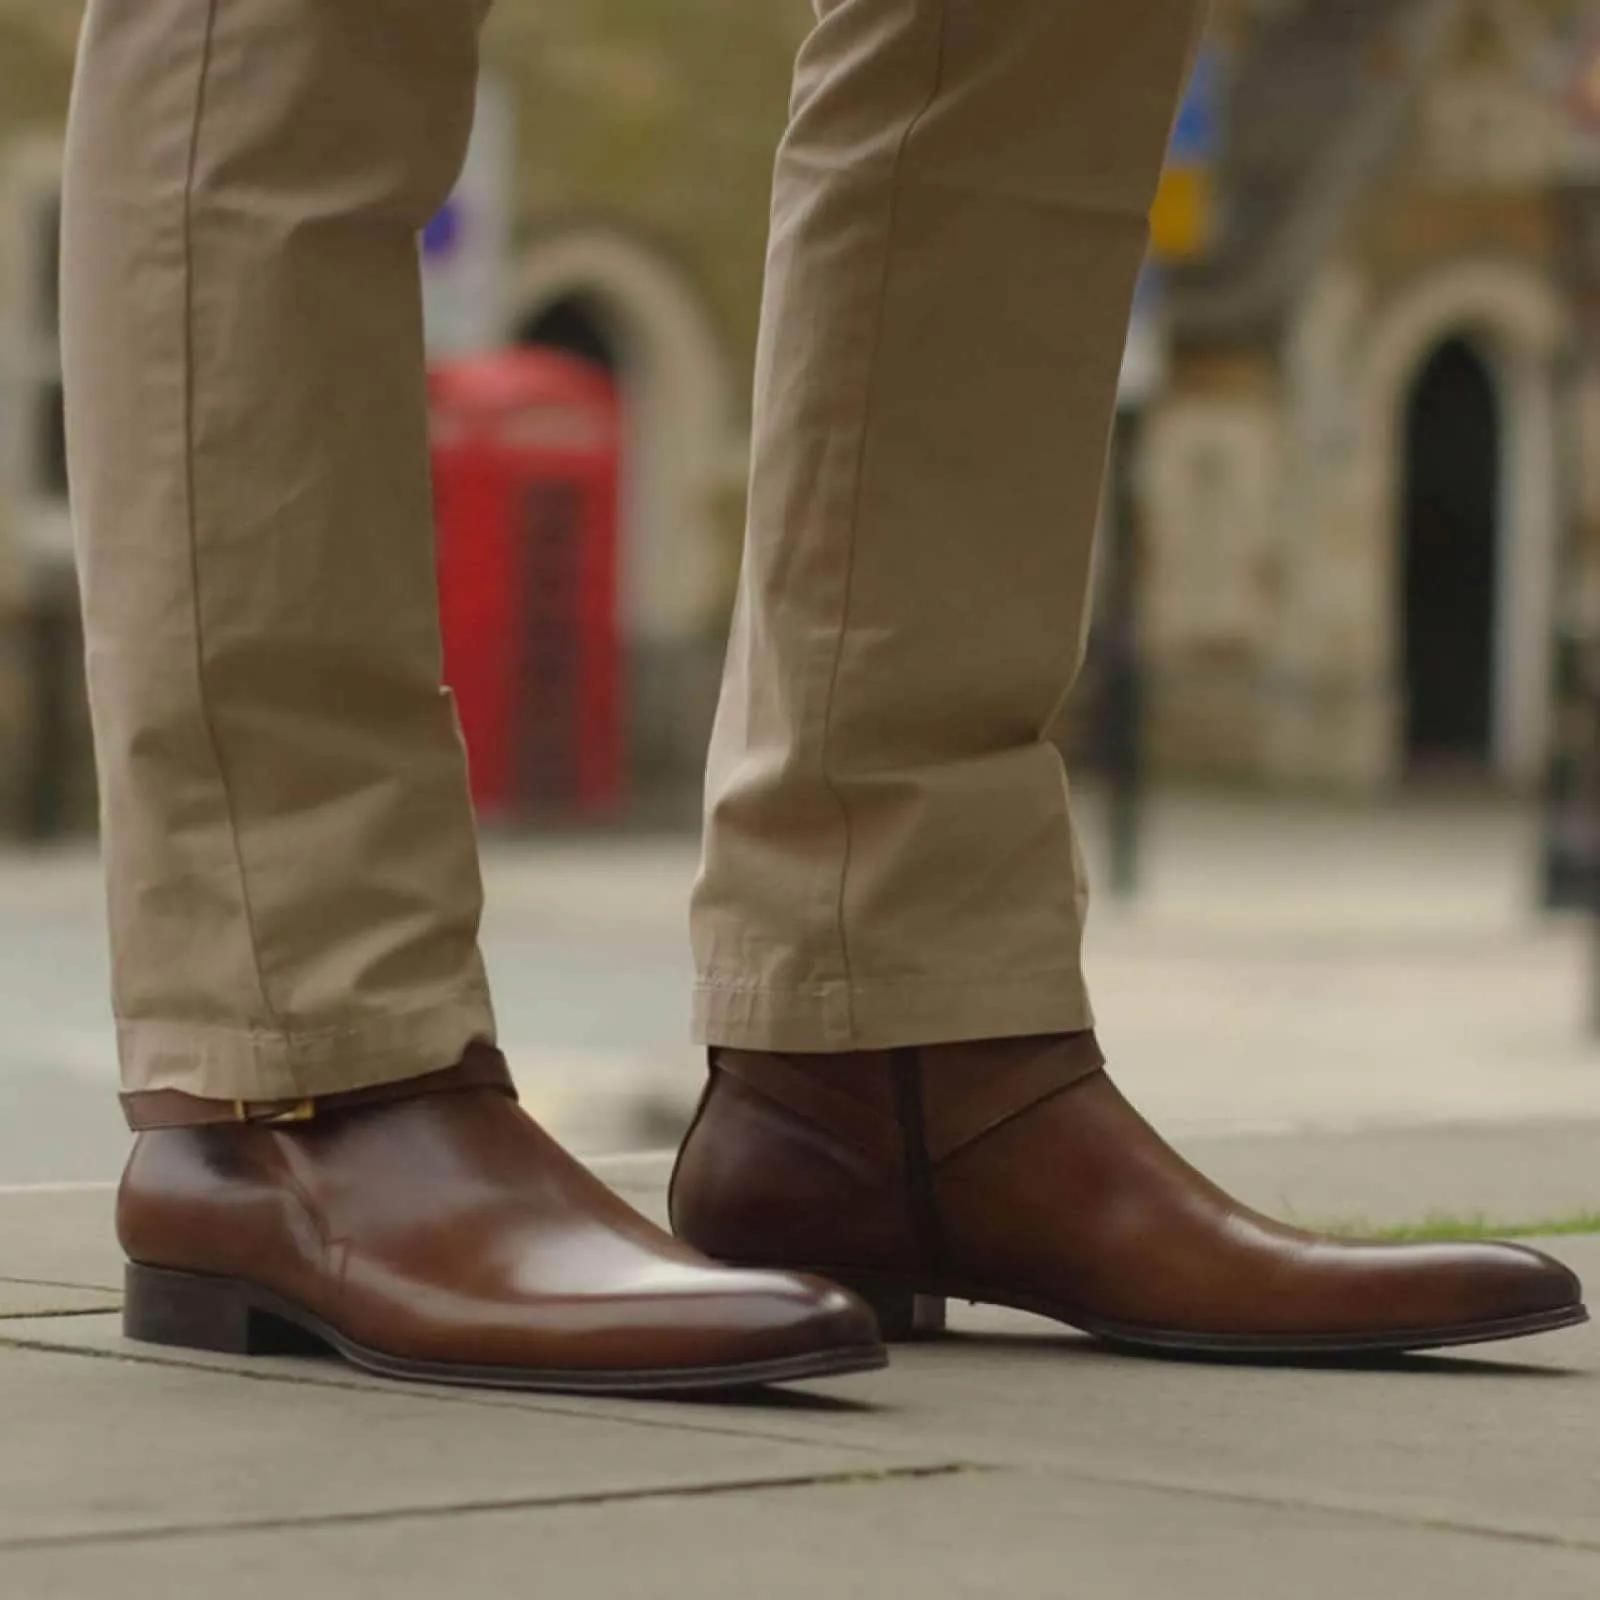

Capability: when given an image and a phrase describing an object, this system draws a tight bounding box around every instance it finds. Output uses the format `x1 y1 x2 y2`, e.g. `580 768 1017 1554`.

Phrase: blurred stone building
1155 0 1600 789
0 4 77 831
0 0 1598 826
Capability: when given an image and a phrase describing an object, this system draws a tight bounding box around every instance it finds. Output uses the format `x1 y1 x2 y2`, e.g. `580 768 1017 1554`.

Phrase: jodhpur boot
671 1036 1587 1357
119 1044 886 1394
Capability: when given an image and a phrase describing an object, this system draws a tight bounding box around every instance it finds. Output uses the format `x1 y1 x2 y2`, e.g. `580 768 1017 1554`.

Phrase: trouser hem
116 982 498 1101
693 970 1094 1053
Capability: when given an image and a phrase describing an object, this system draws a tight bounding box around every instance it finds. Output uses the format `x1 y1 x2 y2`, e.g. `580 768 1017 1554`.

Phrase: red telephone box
430 349 623 821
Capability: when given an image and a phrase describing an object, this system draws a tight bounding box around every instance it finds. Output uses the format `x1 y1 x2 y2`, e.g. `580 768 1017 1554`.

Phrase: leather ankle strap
921 1032 1105 1163
713 1048 901 1165
120 1043 516 1132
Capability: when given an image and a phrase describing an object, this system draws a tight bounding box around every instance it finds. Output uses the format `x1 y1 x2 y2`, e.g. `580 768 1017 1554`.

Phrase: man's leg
692 0 1200 1051
675 0 1585 1355
64 0 493 1102
64 0 884 1393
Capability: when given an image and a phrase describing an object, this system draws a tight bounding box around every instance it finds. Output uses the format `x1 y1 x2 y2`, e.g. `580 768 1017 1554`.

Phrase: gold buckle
233 1098 317 1125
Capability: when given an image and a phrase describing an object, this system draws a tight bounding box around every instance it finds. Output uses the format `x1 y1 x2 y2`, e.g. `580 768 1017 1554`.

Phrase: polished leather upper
120 1080 879 1375
671 1038 1585 1342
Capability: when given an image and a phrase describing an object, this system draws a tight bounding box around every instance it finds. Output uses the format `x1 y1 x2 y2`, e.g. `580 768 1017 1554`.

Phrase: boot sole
123 1262 888 1396
819 1271 1591 1359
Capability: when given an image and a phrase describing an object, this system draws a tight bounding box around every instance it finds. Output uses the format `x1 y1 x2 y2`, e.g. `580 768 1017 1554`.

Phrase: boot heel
841 1279 948 1342
124 1264 321 1357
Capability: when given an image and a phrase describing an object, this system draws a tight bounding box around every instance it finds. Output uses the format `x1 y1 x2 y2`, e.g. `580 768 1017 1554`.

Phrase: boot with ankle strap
119 1044 886 1394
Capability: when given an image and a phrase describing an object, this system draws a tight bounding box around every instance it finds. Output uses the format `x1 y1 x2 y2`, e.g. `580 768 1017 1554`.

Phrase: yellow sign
1150 165 1215 264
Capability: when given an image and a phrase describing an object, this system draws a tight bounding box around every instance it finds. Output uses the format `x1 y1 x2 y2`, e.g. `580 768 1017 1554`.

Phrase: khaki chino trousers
62 0 1205 1102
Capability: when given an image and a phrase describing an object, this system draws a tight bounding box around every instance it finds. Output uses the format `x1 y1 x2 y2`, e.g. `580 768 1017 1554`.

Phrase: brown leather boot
118 1044 885 1394
670 1036 1588 1357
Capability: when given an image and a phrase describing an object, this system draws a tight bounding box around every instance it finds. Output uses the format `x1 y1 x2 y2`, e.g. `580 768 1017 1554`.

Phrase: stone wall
0 11 75 832
483 0 811 387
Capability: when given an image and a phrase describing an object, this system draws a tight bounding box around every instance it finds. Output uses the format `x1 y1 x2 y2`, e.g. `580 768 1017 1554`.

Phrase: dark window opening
1401 337 1501 769
517 294 620 375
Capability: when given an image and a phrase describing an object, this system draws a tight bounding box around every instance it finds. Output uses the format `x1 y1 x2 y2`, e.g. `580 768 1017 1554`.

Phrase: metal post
1538 322 1592 913
1540 165 1600 1028
1540 622 1588 911
21 580 76 843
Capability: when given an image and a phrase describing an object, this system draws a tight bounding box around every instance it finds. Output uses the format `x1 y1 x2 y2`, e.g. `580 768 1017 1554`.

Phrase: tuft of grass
1313 1212 1600 1244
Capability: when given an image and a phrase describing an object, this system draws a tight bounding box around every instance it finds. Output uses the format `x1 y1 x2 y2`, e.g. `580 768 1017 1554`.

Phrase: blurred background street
0 0 1595 1201
6 789 1600 1198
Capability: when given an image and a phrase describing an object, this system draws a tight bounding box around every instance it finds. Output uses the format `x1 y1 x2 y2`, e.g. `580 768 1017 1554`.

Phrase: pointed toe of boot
674 1269 889 1382
1293 1237 1589 1355
117 1066 890 1397
672 1047 1592 1360
797 1274 891 1356
1446 1241 1587 1335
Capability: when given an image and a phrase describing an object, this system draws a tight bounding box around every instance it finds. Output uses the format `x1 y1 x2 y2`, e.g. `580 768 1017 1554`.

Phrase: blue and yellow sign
1151 45 1223 264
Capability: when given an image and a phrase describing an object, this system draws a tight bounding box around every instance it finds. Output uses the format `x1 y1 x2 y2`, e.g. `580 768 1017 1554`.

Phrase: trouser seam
814 0 952 1049
177 0 290 1049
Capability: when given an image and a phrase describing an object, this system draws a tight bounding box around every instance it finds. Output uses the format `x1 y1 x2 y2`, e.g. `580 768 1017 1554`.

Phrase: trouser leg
694 0 1207 1051
62 0 496 1098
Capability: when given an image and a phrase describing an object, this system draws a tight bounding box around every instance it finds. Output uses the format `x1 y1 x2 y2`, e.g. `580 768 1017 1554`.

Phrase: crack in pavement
0 1463 981 1555
7 1336 1599 1564
0 1307 119 1322
9 1456 1600 1564
0 1274 119 1293
1006 1462 1600 1561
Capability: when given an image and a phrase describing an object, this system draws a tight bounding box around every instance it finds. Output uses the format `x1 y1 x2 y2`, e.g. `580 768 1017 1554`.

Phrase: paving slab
8 1244 1597 1550
0 1308 896 1449
6 1464 1598 1600
578 1240 1600 1552
2 1172 1598 1600
0 1185 118 1289
0 1341 939 1551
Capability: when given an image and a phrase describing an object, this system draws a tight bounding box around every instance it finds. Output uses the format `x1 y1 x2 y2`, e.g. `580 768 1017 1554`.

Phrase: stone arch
1359 258 1568 783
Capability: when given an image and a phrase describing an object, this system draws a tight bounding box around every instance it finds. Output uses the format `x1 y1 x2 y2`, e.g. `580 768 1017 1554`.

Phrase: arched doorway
519 293 621 377
1359 262 1565 786
1401 337 1502 770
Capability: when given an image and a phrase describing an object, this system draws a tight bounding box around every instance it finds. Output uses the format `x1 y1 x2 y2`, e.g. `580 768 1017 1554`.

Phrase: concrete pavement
2 1138 1597 1598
